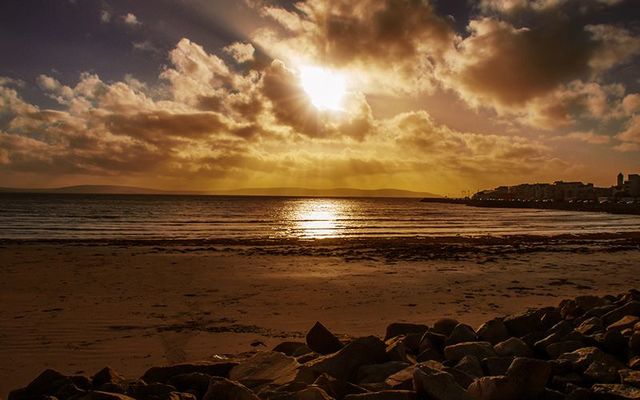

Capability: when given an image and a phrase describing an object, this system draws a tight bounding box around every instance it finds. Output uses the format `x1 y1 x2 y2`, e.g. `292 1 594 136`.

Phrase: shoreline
2 241 640 396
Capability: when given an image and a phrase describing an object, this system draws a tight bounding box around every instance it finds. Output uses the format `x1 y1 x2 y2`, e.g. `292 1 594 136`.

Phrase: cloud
122 13 141 26
224 42 256 64
0 37 567 192
100 10 112 24
563 131 611 145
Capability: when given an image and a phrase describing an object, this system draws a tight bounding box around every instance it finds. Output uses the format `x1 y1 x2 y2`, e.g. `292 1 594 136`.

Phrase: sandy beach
2 237 640 396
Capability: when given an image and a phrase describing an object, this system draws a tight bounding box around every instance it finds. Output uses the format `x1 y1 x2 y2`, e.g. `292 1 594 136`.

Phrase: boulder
203 377 260 400
79 392 137 400
585 360 625 384
313 373 367 399
127 382 177 399
576 317 605 335
603 329 628 356
355 362 410 384
476 319 510 345
591 384 640 399
419 331 446 353
506 358 551 396
344 390 418 400
467 376 519 400
546 341 586 359
432 319 460 336
455 356 484 378
620 370 640 388
305 336 388 381
295 386 334 400
385 366 415 390
230 351 301 387
306 322 344 355
142 362 237 383
444 342 497 362
92 367 125 388
384 323 428 341
602 302 640 325
274 342 313 357
167 373 212 398
447 324 479 346
608 316 640 332
558 347 624 372
493 337 533 358
630 333 640 353
8 369 90 400
503 310 543 337
481 357 514 377
412 365 471 400
385 337 414 364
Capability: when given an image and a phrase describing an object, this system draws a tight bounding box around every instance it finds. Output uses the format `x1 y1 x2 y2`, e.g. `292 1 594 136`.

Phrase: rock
447 324 479 346
506 358 551 398
591 384 640 399
355 362 410 384
630 357 640 370
92 367 125 388
455 356 484 378
575 296 610 312
80 392 137 400
167 373 212 398
416 348 442 362
313 373 367 399
412 364 471 400
294 386 334 400
546 341 586 359
503 310 543 337
577 317 605 335
586 360 625 384
444 342 497 362
602 302 640 325
306 322 344 355
297 353 320 364
165 393 197 400
274 342 313 357
476 319 510 345
344 390 418 400
384 323 428 341
385 337 414 364
432 319 460 336
127 382 177 399
230 351 301 387
558 347 624 372
203 377 260 400
551 373 584 391
620 370 640 388
142 362 238 383
385 366 415 390
419 331 446 353
493 337 533 358
544 388 565 400
631 333 640 353
609 316 640 332
8 369 86 400
306 336 388 381
481 357 514 376
603 329 628 356
55 383 88 399
467 376 519 400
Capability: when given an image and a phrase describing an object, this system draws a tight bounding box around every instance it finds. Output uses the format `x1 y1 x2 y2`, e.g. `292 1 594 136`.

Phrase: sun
299 66 347 111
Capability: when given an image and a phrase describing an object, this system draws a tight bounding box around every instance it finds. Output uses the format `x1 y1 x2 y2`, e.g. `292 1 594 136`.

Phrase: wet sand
1 238 639 396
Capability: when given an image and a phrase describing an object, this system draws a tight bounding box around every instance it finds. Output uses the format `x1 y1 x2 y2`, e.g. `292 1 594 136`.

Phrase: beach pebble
306 322 344 355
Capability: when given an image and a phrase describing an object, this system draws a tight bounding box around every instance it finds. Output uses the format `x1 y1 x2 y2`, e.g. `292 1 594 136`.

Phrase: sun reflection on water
293 200 344 238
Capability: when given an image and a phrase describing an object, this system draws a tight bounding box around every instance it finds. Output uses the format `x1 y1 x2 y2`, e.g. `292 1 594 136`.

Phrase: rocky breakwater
9 291 640 400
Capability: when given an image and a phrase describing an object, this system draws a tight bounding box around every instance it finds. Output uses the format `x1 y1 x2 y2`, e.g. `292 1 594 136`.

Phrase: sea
1 193 639 240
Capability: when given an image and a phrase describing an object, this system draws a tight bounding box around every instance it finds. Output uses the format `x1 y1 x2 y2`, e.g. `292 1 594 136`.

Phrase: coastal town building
473 172 640 202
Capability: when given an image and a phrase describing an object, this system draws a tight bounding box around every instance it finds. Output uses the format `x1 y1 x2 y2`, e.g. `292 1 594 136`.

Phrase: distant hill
0 185 441 198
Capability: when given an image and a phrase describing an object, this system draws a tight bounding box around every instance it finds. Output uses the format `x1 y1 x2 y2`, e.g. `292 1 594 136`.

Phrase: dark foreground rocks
10 290 640 400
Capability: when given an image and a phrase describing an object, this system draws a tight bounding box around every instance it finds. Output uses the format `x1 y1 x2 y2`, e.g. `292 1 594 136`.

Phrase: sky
0 0 639 196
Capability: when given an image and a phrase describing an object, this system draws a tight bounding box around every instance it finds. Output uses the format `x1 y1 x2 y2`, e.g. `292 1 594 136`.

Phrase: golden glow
299 66 347 111
294 200 342 238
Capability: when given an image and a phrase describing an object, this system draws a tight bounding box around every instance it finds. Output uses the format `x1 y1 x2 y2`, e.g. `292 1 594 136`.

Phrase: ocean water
1 193 639 240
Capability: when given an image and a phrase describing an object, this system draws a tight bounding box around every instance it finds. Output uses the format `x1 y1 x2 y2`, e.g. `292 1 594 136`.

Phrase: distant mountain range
0 185 441 198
